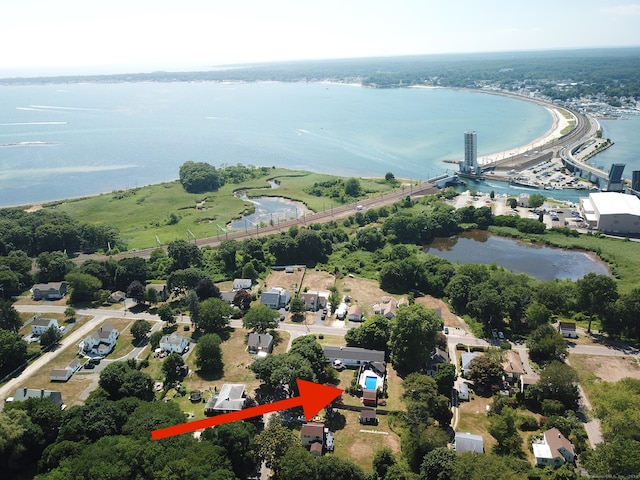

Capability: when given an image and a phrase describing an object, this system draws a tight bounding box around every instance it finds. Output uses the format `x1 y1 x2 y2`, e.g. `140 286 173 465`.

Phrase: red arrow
151 379 343 440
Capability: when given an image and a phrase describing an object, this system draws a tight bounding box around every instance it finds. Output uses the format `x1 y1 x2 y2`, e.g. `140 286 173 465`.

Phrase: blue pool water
365 376 378 390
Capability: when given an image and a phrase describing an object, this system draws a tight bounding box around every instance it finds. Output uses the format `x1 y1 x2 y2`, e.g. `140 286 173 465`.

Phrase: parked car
83 362 95 370
444 327 449 335
332 360 345 371
498 331 505 340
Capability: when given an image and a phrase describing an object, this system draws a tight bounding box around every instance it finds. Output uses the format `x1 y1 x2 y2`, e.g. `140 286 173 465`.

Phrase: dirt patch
570 354 640 383
337 277 393 317
301 269 336 291
349 438 375 463
414 296 467 329
263 267 306 294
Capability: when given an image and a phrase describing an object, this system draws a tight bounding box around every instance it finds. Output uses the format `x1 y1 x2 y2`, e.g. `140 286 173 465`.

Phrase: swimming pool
364 376 378 390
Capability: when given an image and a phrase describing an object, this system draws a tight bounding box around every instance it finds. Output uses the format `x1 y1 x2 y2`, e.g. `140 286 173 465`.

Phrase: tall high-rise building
461 131 481 176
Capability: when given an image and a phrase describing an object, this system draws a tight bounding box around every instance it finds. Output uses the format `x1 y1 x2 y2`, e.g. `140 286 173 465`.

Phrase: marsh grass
47 169 396 250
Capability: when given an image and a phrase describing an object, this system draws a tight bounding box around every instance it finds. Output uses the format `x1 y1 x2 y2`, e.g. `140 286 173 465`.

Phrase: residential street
4 302 636 450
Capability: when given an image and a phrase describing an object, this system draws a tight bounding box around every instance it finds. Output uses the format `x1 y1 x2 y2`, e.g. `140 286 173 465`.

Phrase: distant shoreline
1 83 575 210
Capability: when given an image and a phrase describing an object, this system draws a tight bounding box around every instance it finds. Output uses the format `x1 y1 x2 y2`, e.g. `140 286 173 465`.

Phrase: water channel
425 230 610 281
228 191 311 231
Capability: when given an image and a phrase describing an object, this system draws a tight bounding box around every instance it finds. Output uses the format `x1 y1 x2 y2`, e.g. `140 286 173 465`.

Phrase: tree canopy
389 304 440 373
179 161 223 193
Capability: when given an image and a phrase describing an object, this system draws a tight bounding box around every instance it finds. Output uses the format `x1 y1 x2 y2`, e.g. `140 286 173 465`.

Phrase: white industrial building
580 192 640 234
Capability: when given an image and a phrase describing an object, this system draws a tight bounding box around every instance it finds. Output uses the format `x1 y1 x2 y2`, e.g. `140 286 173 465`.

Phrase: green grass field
48 169 395 250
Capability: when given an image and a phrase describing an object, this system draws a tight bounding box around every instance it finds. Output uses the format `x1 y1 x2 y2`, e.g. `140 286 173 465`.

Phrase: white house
373 296 398 319
260 287 291 309
205 383 246 415
51 359 81 382
233 279 252 291
517 193 531 208
558 321 577 339
31 317 60 336
533 428 577 467
159 333 189 354
78 322 119 355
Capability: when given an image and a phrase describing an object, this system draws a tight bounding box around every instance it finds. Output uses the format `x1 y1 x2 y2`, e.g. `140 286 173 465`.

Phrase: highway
479 91 596 173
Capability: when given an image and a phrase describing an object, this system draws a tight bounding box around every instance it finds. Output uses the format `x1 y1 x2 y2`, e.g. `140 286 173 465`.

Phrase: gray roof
211 384 246 411
12 388 64 408
324 346 385 363
455 433 484 453
461 352 481 370
247 333 273 349
220 291 236 303
33 282 65 291
160 333 187 345
32 317 58 327
67 359 81 370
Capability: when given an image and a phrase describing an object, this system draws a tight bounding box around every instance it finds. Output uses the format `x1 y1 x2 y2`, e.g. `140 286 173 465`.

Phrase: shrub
542 399 565 416
500 341 512 350
183 325 190 331
519 415 539 431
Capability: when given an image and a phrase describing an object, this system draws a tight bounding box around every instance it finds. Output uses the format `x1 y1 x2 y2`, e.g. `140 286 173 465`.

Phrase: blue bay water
0 81 629 207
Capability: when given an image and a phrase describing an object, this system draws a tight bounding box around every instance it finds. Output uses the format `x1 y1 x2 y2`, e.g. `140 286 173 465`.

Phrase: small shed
309 441 323 457
347 305 364 322
362 389 377 407
359 409 378 425
458 382 469 402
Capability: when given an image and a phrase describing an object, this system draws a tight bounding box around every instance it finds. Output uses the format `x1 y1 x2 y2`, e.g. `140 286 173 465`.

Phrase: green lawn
46 169 397 250
330 409 401 473
143 327 291 421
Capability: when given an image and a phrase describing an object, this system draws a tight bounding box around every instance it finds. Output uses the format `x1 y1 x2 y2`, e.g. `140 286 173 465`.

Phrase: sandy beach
477 102 572 166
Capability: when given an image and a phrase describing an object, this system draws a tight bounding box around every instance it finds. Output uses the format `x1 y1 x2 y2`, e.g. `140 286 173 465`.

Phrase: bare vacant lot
570 354 640 383
263 267 306 294
415 296 467 329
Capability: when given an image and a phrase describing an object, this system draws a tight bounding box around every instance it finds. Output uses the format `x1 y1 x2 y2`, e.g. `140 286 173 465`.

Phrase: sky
2 0 640 76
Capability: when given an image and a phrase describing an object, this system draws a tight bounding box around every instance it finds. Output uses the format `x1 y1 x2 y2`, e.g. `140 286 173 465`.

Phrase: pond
228 194 311 230
425 230 610 281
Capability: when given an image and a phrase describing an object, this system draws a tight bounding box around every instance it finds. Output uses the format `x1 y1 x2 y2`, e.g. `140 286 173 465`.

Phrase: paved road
5 303 633 448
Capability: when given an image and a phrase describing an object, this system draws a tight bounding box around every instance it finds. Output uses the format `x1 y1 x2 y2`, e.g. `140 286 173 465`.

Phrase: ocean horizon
1 81 638 207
